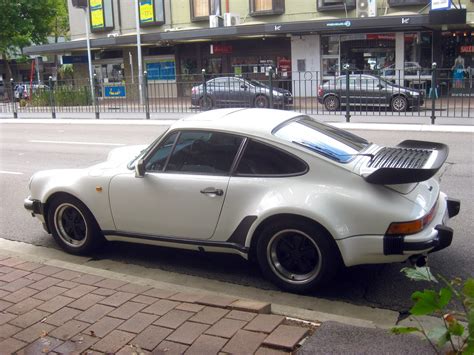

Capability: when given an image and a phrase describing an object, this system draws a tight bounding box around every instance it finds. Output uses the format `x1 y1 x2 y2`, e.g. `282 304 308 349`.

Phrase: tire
323 95 340 111
391 95 408 112
48 195 104 255
199 96 213 111
256 220 341 293
254 95 269 108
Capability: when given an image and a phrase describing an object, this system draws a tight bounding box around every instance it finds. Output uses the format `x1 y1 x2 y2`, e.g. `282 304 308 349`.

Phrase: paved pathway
0 254 313 354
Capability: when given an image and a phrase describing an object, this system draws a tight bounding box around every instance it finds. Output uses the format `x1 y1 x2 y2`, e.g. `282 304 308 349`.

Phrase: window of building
165 131 243 175
404 32 432 74
235 140 307 176
321 36 340 77
250 0 285 16
139 0 165 27
190 0 221 21
89 0 114 32
317 0 355 12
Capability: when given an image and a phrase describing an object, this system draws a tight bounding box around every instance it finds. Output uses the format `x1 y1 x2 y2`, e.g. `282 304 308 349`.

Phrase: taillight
318 86 323 97
386 202 438 236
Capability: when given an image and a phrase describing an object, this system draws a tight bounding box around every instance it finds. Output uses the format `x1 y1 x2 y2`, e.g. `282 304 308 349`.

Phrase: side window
146 132 179 171
166 131 243 175
235 140 307 176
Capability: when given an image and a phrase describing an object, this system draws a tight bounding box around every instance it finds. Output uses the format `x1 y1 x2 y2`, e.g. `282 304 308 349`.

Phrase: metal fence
1 68 472 122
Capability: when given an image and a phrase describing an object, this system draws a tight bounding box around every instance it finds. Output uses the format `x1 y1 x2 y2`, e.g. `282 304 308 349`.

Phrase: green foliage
30 86 91 107
392 267 474 354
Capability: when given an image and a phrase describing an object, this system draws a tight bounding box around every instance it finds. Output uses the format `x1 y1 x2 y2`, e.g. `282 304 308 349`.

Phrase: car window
335 78 359 90
165 131 243 175
235 140 307 176
145 132 179 171
273 115 369 163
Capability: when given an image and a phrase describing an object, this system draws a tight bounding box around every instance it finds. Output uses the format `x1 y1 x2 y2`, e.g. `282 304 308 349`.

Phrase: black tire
256 220 341 293
254 95 269 108
391 95 408 112
48 195 104 255
323 95 340 111
199 96 213 111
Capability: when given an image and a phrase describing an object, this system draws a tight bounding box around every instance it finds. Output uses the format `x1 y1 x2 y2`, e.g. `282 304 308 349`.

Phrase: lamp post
134 0 144 105
71 0 95 104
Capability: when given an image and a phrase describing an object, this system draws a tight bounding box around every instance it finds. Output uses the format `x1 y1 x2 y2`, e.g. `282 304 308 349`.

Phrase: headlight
411 92 419 96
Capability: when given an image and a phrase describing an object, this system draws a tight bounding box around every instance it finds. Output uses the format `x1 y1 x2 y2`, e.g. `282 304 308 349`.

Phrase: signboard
139 0 154 24
326 20 351 28
62 55 88 64
146 59 176 80
210 44 233 54
431 0 451 10
90 0 105 29
460 45 474 53
104 86 126 98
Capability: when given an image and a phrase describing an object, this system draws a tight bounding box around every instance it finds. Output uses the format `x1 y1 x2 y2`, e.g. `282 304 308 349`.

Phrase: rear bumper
336 194 460 267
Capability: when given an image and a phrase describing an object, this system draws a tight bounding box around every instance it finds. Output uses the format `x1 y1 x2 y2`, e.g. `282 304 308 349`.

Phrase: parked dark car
191 76 293 109
317 74 424 112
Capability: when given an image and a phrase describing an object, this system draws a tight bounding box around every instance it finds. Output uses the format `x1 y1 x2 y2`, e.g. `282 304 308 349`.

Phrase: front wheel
254 95 269 108
48 195 104 255
199 96 213 111
391 95 408 112
256 220 341 293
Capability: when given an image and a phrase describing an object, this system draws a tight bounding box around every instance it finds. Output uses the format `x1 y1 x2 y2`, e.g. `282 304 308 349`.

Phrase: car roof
171 108 301 139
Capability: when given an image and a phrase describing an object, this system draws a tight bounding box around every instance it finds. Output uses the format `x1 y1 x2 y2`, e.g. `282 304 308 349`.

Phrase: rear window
273 116 369 163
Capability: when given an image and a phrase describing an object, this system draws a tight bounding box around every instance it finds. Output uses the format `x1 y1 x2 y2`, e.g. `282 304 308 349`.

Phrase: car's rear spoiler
361 140 449 184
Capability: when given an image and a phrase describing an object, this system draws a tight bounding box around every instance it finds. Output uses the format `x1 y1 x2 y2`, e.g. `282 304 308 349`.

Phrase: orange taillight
386 202 438 236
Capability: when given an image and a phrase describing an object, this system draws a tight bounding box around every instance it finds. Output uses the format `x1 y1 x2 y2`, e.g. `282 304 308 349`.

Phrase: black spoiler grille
362 140 449 184
368 147 431 169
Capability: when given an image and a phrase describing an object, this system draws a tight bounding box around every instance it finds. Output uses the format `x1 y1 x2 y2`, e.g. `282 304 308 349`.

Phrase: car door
360 76 386 107
109 130 244 240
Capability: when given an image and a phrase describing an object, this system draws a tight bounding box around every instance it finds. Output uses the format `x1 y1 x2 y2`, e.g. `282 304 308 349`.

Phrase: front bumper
24 196 44 216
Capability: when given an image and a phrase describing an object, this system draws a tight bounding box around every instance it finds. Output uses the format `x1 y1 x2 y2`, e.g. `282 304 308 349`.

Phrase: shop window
317 0 355 12
387 0 429 7
250 0 285 16
190 0 221 21
404 32 432 75
139 0 165 27
89 0 114 32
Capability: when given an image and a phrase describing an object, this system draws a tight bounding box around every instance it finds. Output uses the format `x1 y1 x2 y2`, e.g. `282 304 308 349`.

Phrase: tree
0 0 57 81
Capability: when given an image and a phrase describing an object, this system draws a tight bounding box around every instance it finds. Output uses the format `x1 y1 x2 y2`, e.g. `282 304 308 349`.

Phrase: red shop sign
460 45 474 53
210 44 233 54
366 34 395 40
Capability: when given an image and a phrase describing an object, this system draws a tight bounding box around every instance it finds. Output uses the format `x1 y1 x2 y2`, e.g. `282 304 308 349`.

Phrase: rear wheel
48 195 104 255
391 95 408 112
256 220 340 293
254 95 269 108
323 95 340 111
199 96 213 111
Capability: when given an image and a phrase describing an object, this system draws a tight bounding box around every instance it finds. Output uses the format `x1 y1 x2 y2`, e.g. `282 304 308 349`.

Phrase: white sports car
25 108 460 293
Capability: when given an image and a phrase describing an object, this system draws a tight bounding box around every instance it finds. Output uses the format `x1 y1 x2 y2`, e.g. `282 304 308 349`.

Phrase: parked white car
25 108 460 293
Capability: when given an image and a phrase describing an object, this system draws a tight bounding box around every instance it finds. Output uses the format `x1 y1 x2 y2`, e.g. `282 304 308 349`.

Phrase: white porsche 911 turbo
25 108 460 293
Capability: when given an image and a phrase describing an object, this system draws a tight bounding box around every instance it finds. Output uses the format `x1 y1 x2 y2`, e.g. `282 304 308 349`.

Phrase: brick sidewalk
0 255 313 354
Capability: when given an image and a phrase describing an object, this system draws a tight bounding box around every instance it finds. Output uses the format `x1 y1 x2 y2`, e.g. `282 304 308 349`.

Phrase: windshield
127 129 169 169
273 116 369 163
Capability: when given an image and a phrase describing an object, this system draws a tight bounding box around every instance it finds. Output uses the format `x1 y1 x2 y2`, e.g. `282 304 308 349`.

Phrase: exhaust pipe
409 255 427 267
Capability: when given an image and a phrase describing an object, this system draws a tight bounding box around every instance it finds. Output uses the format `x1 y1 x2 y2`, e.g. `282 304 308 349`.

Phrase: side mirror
135 159 145 178
377 84 384 89
241 84 248 90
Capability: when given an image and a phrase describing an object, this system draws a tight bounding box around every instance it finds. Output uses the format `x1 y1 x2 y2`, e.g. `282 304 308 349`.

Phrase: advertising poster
90 0 105 29
146 59 176 81
140 0 154 24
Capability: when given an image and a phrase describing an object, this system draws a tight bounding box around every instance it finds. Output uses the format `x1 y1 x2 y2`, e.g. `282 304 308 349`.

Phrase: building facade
25 0 473 97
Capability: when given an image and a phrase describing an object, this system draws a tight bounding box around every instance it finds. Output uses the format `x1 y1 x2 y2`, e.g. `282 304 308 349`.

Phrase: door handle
200 187 224 196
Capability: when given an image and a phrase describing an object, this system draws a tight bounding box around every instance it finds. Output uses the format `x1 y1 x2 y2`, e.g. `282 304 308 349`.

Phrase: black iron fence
1 67 472 122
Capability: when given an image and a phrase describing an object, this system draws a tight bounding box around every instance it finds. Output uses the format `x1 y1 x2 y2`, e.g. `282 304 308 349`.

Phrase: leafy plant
392 266 474 354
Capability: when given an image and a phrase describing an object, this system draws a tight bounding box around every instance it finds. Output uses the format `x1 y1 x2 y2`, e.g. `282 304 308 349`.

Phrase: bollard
430 62 437 125
268 68 274 108
10 78 17 118
201 69 208 111
144 71 150 120
344 65 351 122
93 74 100 119
48 76 56 119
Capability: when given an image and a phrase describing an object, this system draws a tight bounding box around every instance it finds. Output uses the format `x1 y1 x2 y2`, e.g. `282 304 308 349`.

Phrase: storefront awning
24 12 466 55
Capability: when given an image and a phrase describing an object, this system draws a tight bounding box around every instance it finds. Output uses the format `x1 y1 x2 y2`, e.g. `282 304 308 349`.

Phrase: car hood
90 145 147 171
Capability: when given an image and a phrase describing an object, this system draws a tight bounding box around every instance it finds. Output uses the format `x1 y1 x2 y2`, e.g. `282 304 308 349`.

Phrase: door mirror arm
135 159 146 178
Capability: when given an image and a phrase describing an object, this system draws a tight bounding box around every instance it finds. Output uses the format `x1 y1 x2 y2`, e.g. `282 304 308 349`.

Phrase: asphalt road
0 121 472 314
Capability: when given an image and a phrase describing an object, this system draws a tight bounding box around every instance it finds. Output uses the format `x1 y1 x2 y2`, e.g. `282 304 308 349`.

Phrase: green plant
392 266 474 354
